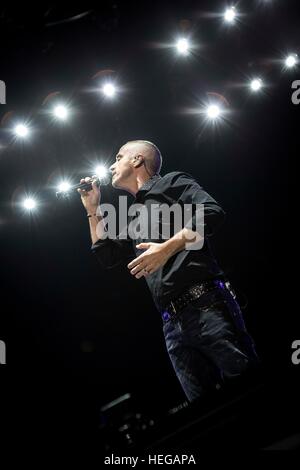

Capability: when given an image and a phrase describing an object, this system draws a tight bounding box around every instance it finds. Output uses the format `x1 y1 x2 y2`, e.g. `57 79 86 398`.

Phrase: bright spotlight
224 6 236 23
176 38 190 55
94 165 108 179
23 198 37 210
102 83 116 98
285 54 298 69
14 124 29 138
250 78 263 92
206 104 222 120
57 181 71 193
53 105 69 120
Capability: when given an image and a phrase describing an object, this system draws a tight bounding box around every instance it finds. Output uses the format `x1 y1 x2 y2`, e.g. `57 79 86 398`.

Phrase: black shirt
91 171 225 312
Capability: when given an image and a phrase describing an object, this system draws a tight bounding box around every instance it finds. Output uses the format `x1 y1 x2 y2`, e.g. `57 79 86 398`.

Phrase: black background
0 0 297 451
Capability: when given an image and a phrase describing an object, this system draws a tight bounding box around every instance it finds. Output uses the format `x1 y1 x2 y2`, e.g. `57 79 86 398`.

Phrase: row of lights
176 4 298 118
10 5 298 137
13 47 298 139
22 164 108 211
17 45 298 211
13 58 295 140
13 83 116 138
175 7 239 58
8 4 299 210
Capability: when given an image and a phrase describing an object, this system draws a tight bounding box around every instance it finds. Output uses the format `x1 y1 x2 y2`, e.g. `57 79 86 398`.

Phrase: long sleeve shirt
91 172 226 312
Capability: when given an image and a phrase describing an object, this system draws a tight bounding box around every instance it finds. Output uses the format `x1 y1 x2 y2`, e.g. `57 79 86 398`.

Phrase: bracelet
87 213 104 220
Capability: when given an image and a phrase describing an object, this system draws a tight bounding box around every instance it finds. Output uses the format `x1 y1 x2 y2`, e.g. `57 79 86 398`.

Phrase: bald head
125 140 162 176
110 140 162 194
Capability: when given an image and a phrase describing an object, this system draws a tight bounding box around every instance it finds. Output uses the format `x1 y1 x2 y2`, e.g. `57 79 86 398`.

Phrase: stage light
57 181 71 193
22 197 37 210
285 54 298 69
206 104 222 120
53 105 69 120
250 78 263 92
14 124 29 138
224 6 236 23
102 83 116 98
176 38 190 55
94 165 108 178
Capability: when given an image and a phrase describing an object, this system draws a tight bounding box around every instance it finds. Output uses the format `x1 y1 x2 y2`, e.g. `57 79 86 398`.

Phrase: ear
133 155 144 168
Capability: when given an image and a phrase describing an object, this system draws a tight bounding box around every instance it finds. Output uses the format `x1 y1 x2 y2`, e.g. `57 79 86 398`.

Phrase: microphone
56 176 110 199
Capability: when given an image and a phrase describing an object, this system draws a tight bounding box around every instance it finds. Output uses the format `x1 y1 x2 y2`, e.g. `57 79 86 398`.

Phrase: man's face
109 144 137 189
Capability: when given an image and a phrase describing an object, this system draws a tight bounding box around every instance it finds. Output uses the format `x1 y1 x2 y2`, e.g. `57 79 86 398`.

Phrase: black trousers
163 286 259 402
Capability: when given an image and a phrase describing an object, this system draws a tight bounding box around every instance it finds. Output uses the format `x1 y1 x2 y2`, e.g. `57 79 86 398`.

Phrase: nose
109 163 115 172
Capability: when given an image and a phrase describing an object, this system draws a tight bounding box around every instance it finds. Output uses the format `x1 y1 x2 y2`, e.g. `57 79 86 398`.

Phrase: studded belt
161 279 229 323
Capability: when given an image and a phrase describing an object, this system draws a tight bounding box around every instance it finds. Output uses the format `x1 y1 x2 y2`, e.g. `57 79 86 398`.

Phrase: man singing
78 140 258 402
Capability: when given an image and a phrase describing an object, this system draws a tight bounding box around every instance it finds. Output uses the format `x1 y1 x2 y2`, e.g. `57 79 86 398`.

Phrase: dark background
0 0 297 448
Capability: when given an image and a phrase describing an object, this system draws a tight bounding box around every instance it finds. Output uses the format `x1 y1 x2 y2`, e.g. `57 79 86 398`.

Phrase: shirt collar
135 174 161 198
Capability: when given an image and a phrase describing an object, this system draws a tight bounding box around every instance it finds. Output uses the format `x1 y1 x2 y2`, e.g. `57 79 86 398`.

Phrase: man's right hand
78 176 101 215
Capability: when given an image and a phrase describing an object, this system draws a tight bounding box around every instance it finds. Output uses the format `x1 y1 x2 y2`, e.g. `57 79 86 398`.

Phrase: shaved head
110 139 162 194
125 140 162 176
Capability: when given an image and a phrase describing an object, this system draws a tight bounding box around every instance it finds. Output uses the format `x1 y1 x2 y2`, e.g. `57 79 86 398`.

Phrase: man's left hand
127 242 172 279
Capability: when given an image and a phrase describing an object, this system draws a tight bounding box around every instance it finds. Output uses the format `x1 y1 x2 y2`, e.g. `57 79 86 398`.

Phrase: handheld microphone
56 176 110 199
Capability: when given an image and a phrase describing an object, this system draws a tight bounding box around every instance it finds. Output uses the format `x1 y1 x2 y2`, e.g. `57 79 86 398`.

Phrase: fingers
135 271 145 279
77 176 96 197
136 243 150 250
135 266 152 279
77 188 87 196
130 263 145 276
78 183 88 197
78 178 85 195
92 180 100 191
130 262 153 278
127 254 143 269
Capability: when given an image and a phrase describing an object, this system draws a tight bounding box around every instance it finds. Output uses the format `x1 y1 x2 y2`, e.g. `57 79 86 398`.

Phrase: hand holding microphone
78 176 107 242
56 165 110 200
77 176 101 216
54 169 109 243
